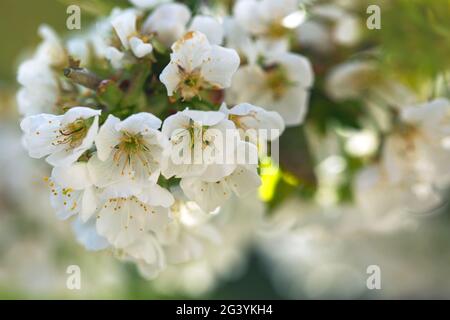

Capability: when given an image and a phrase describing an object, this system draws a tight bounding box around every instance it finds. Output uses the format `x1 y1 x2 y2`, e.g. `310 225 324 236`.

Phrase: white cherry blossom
20 107 101 167
220 102 285 142
160 31 240 100
227 51 313 126
325 61 417 107
16 25 64 116
142 3 223 47
224 17 289 66
233 0 302 38
161 109 237 181
142 3 192 47
379 99 450 195
152 192 264 296
16 64 58 116
34 24 67 67
88 113 168 197
354 164 442 218
355 98 450 217
110 9 153 58
188 15 224 46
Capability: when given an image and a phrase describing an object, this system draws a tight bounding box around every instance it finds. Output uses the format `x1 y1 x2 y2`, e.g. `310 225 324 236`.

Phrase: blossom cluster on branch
15 0 315 278
15 0 450 282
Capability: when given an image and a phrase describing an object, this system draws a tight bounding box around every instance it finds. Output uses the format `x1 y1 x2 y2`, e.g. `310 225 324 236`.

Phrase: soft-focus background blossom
1 0 450 299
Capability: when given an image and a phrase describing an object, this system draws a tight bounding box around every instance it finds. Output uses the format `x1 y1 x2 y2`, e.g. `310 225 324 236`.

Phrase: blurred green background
0 0 67 84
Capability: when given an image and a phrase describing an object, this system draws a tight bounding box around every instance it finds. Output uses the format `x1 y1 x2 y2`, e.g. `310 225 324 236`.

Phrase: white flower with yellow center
20 107 101 167
160 31 240 100
88 113 168 197
227 52 313 126
110 9 153 59
161 109 237 182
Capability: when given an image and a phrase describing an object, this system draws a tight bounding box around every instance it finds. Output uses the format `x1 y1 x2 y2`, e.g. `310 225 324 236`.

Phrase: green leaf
97 80 123 109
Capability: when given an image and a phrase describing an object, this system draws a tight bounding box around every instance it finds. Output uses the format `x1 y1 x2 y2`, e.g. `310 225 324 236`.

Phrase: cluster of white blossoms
16 0 301 278
324 60 450 221
16 0 449 286
227 0 314 126
355 98 450 218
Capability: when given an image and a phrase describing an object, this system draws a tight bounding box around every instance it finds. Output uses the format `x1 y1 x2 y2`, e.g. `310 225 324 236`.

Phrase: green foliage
363 0 450 87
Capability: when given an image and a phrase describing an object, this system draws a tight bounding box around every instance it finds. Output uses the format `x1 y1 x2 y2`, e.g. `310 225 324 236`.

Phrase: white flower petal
116 112 162 133
233 0 267 34
201 45 240 89
95 114 122 161
274 85 309 126
51 162 92 189
170 31 211 72
142 3 191 47
17 58 56 88
137 183 175 208
129 36 153 58
182 109 225 126
229 103 285 140
111 9 138 49
227 165 261 196
46 148 84 167
180 177 231 212
72 217 109 251
46 115 99 167
20 113 61 158
49 183 83 220
267 52 314 88
159 62 181 96
96 197 163 248
61 107 101 125
189 15 224 45
81 186 98 222
124 233 165 268
88 154 142 195
161 112 190 138
105 47 125 69
36 24 67 67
